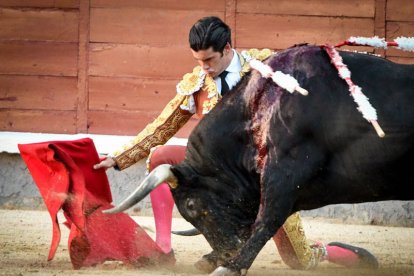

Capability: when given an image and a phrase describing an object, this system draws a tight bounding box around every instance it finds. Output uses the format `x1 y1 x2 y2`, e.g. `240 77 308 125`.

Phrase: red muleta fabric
18 138 163 269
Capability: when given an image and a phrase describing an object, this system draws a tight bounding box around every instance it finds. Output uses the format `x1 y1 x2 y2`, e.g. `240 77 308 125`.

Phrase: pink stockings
148 145 186 254
149 184 174 254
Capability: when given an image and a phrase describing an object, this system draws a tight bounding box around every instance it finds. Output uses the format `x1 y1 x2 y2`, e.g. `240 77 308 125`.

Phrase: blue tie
219 70 229 95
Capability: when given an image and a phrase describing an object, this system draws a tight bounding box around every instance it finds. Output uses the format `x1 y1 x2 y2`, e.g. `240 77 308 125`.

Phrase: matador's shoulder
176 65 206 96
241 48 273 62
239 48 274 74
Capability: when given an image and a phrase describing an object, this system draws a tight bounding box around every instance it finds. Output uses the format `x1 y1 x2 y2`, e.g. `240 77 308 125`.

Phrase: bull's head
103 163 260 264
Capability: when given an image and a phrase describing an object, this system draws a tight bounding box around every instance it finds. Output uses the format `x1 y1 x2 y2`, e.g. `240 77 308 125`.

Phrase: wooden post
225 0 237 47
76 0 90 133
374 0 387 57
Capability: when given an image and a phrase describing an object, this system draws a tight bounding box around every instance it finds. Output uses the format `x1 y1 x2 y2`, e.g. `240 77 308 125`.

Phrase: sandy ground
0 210 413 276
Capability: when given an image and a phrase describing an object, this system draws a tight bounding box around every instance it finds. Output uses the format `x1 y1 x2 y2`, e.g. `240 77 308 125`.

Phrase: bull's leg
212 143 324 275
217 185 291 274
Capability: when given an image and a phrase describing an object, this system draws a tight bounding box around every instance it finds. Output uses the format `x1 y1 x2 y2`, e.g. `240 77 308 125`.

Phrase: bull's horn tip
102 208 117 214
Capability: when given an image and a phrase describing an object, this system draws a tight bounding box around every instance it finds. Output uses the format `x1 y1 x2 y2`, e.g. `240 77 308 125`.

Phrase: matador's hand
93 156 116 170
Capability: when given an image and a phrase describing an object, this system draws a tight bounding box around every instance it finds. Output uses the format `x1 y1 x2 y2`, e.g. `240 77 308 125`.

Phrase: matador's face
191 43 233 79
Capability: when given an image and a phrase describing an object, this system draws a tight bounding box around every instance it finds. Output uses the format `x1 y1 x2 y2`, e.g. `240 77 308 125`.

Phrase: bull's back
309 49 414 205
342 51 414 125
265 46 414 207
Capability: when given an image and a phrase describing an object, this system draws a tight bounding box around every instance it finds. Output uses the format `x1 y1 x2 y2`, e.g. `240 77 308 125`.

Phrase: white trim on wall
0 131 188 155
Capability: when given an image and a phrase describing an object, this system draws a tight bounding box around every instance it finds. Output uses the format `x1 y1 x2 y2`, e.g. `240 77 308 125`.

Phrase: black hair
189 16 232 54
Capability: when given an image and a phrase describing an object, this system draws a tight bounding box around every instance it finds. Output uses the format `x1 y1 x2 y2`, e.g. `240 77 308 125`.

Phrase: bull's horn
172 228 201 236
103 164 177 214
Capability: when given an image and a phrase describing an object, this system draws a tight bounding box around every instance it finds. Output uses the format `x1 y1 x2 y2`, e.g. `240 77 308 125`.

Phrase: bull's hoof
209 266 243 276
195 255 217 273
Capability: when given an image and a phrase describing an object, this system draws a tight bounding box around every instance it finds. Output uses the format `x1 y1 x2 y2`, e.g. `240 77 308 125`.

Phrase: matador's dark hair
189 16 232 54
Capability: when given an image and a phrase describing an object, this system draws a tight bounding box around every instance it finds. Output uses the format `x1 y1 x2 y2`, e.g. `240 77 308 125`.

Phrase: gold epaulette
176 66 205 96
240 48 274 75
176 65 219 114
241 48 273 62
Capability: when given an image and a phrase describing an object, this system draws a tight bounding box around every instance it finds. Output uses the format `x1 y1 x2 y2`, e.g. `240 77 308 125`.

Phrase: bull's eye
187 199 195 210
186 198 199 218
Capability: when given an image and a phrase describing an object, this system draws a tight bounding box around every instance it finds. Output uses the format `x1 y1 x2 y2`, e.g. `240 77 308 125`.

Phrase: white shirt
215 49 242 95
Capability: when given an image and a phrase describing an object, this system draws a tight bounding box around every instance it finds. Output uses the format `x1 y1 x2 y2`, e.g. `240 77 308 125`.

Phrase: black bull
105 45 414 274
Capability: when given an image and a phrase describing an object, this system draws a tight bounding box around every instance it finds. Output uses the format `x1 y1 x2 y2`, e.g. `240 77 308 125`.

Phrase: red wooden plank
91 0 224 10
89 76 178 112
0 75 77 110
0 0 79 8
90 8 223 45
55 0 79 8
0 8 78 41
89 43 195 79
236 14 374 49
237 0 375 17
87 110 165 135
0 41 78 76
386 0 414 21
87 110 198 138
0 110 77 133
387 56 414 64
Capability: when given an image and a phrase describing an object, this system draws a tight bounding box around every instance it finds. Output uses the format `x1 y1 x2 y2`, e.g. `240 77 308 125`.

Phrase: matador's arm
112 94 193 170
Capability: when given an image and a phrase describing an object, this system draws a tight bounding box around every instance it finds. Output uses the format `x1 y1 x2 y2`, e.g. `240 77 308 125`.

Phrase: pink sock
150 183 174 254
326 244 359 267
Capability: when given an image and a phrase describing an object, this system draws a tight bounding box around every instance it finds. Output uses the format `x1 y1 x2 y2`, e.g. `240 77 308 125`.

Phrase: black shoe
328 242 379 269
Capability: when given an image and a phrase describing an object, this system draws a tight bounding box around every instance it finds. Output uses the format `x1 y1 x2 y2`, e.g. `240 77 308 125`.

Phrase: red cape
18 138 164 269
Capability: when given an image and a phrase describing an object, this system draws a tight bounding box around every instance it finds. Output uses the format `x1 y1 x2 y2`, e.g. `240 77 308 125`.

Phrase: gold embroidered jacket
113 48 273 170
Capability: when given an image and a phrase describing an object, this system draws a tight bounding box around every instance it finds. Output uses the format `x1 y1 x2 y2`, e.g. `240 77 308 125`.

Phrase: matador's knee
146 145 186 172
273 212 325 269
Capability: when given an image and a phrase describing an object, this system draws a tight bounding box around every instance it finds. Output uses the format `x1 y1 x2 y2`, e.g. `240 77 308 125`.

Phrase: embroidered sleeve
112 93 193 170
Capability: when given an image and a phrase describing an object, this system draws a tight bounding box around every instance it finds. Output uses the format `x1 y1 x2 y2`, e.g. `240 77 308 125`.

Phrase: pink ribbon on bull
323 44 385 138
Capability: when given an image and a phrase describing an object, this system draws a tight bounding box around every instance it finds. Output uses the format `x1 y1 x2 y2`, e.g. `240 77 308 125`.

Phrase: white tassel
352 87 378 121
338 67 351 79
394 37 414 52
272 71 299 94
249 59 308 96
249 59 273 78
348 36 387 49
